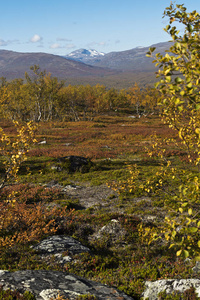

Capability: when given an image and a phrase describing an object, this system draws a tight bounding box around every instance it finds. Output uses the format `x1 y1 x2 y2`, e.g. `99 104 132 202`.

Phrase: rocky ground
1 180 200 299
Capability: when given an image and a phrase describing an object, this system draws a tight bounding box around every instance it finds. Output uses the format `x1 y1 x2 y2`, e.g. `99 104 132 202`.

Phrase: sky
1 0 200 56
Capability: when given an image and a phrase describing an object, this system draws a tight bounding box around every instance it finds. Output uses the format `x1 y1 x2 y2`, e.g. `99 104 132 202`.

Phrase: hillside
0 50 117 80
0 41 172 87
64 41 171 71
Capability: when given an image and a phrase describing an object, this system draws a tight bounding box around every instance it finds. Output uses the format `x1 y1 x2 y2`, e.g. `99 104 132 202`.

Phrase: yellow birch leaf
176 249 182 256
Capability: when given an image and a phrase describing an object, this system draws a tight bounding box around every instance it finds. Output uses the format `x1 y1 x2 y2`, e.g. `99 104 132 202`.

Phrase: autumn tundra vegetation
0 2 200 300
0 66 160 122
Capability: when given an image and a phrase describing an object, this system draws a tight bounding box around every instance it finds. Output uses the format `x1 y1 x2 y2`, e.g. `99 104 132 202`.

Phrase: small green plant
157 286 200 300
0 286 36 300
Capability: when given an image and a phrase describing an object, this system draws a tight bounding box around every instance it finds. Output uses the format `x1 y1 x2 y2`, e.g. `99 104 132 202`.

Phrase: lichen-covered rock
193 261 200 274
142 279 200 300
0 270 135 300
98 219 124 236
31 235 91 264
92 219 127 247
31 235 90 255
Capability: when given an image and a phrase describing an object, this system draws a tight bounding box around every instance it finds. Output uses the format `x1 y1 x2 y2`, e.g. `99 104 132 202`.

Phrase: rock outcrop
142 279 200 299
32 235 90 255
92 219 127 247
0 270 135 300
31 235 91 264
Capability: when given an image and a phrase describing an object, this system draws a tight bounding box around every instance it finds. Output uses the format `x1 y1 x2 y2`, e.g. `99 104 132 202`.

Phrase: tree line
0 65 160 122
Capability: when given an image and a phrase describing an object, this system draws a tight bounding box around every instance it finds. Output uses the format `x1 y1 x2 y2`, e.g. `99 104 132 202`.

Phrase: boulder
193 261 200 273
0 270 135 300
142 279 200 299
54 156 94 173
45 180 62 189
93 219 127 247
31 235 91 264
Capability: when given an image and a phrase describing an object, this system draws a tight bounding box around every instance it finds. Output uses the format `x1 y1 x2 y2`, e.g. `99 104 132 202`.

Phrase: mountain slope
0 42 172 87
0 50 116 80
65 41 171 71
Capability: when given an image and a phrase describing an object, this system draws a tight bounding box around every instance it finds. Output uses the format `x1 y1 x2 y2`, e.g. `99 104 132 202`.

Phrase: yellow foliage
0 120 37 189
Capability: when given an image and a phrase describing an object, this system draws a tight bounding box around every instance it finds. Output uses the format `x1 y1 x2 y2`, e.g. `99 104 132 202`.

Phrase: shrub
0 183 63 204
0 200 74 250
0 286 36 300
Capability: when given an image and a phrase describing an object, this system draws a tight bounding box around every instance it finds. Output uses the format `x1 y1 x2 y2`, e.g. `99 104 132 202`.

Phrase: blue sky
1 0 200 55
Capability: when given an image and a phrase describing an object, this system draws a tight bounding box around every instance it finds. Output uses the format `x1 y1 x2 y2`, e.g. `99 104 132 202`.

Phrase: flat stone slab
142 279 200 299
0 270 135 300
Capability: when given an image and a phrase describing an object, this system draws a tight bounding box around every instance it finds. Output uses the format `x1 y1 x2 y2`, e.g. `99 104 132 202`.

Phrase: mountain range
0 50 116 80
64 42 170 71
0 41 171 87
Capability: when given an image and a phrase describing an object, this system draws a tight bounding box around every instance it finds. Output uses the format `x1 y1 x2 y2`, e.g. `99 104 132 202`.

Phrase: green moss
0 287 36 300
0 245 62 272
157 287 200 300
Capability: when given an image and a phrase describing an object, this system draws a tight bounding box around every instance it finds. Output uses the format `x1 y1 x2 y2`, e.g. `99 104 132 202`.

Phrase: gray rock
45 180 62 189
97 219 126 238
40 289 68 300
142 279 200 299
62 184 81 192
0 270 9 276
54 253 72 263
193 261 200 273
101 145 112 150
51 165 62 171
31 235 90 256
0 270 135 300
92 219 127 247
38 139 47 145
57 155 93 173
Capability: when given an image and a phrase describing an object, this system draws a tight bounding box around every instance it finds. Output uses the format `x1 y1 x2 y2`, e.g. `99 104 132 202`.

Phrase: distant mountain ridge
0 41 171 87
64 41 171 71
0 50 116 80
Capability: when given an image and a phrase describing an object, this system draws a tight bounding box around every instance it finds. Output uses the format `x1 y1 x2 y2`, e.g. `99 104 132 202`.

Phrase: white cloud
30 34 42 43
0 39 20 47
98 42 107 46
0 39 8 46
50 43 75 50
50 43 61 49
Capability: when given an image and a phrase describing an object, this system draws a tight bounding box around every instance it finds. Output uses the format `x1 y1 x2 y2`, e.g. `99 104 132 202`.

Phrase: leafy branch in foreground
140 3 200 260
0 120 37 190
146 2 200 156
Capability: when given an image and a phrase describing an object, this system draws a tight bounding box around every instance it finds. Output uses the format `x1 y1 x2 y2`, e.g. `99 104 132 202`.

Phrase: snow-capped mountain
64 42 171 71
0 41 171 87
64 49 105 64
